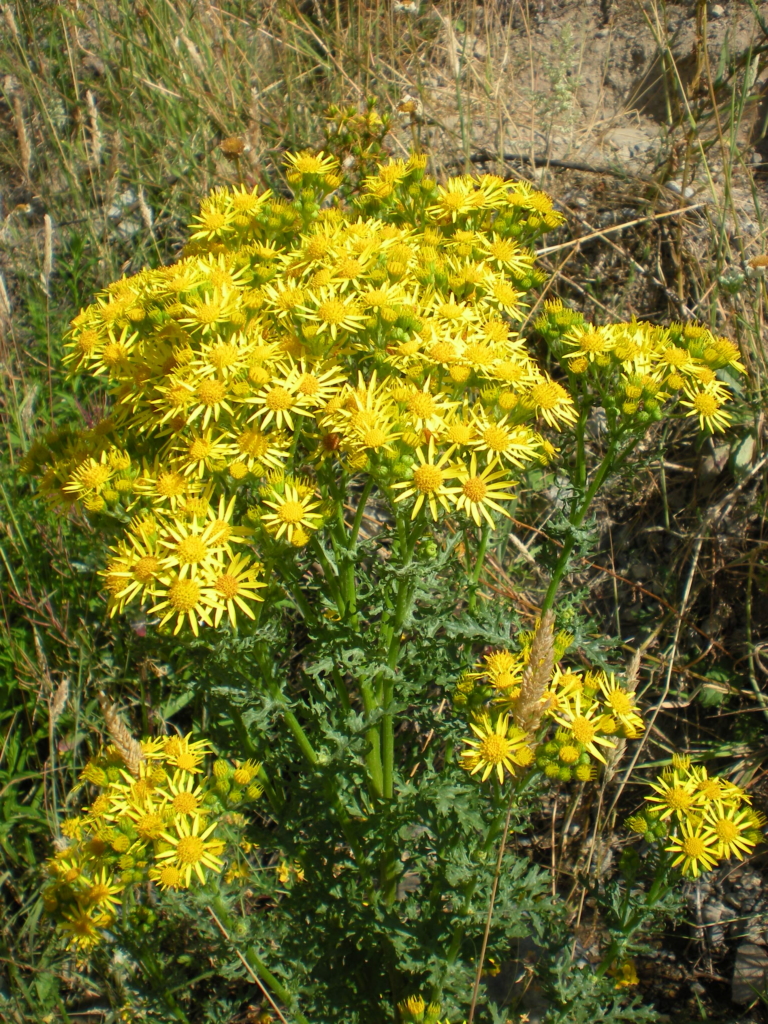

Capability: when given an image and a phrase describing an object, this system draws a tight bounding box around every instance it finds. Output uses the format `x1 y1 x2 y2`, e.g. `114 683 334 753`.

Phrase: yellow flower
201 493 253 556
263 280 307 319
180 289 240 334
562 324 614 362
248 376 313 431
471 415 541 468
234 425 288 473
680 384 732 433
63 454 113 497
400 379 456 433
645 771 702 822
159 519 219 580
189 198 236 241
186 377 235 429
156 815 225 886
100 533 166 612
59 905 104 950
261 482 323 542
280 358 347 409
452 454 515 528
232 759 261 786
428 177 484 221
552 691 616 764
149 863 185 890
611 959 639 989
299 288 367 340
460 714 532 783
137 462 199 510
599 674 644 735
158 771 207 817
666 820 720 877
703 803 757 861
175 430 237 478
163 733 211 773
392 439 458 521
81 867 123 913
483 234 534 277
524 376 577 430
284 150 339 179
150 573 217 636
209 553 266 628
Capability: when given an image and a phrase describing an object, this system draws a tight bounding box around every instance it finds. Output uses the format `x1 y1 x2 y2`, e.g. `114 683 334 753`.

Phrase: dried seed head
221 136 245 160
513 609 555 734
50 676 69 725
97 693 144 775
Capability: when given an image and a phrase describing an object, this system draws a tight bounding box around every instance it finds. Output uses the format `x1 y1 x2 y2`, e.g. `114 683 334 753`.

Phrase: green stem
574 407 589 489
379 515 425 801
360 675 384 798
350 475 374 548
539 436 622 616
594 855 673 978
467 524 491 613
268 678 370 872
212 898 311 1024
332 665 352 712
138 943 192 1022
270 688 319 768
309 536 345 618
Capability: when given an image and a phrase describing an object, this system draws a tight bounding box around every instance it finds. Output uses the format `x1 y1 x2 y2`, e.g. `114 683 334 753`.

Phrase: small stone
666 179 696 199
711 4 725 17
732 943 768 1004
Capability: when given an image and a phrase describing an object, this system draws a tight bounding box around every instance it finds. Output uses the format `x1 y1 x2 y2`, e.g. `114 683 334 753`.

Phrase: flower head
460 714 533 783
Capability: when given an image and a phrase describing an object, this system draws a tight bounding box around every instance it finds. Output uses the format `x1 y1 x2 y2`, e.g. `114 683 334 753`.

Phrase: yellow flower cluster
397 995 448 1024
626 755 765 877
43 735 261 949
24 151 570 635
457 641 643 784
537 303 744 433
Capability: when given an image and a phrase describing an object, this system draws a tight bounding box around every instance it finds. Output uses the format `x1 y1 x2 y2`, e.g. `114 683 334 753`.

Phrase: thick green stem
350 475 374 548
265 677 318 766
332 665 352 712
360 675 384 798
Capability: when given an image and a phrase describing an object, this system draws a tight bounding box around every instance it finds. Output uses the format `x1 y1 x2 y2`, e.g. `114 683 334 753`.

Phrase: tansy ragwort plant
26 150 754 1022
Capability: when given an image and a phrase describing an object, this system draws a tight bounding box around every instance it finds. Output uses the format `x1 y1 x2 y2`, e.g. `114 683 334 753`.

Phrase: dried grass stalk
1 5 20 44
11 92 30 180
0 272 11 343
513 610 555 734
42 214 53 295
137 185 154 233
97 693 144 775
50 676 69 725
85 89 102 165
